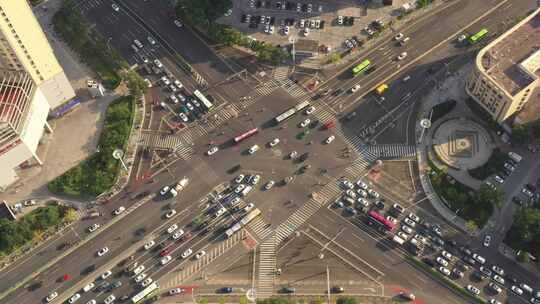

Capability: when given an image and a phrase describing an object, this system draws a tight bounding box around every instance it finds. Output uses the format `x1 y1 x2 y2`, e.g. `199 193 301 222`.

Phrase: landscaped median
406 256 487 304
48 96 134 198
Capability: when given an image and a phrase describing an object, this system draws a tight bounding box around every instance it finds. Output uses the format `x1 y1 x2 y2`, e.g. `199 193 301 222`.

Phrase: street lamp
418 118 432 144
112 149 128 171
289 36 297 65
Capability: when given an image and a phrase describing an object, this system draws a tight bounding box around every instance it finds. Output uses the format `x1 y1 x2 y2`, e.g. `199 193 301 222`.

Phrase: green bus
352 59 371 76
468 28 488 44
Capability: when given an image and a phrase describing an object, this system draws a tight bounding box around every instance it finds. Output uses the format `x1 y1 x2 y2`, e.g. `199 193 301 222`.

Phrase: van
248 145 259 154
508 151 522 163
133 39 143 48
519 283 533 294
241 185 253 196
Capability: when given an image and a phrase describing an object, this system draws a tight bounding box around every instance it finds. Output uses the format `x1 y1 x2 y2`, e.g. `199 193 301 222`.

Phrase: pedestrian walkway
138 132 186 150
366 144 416 159
257 235 276 299
273 66 290 81
312 107 365 150
176 104 239 144
238 80 281 109
245 216 273 241
279 78 307 99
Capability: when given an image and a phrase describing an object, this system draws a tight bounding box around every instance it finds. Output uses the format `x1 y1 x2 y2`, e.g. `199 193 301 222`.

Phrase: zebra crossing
239 80 281 109
312 107 364 151
279 78 307 98
257 235 276 299
366 144 417 159
245 216 273 241
74 0 103 12
273 66 290 81
138 132 186 150
174 104 239 144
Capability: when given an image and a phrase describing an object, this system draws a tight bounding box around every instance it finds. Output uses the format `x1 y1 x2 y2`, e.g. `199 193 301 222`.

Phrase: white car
269 138 280 147
169 95 178 104
144 240 155 250
244 203 255 212
174 79 183 89
439 267 451 276
397 52 408 60
97 247 109 257
153 59 163 69
113 206 125 215
441 251 453 260
494 175 504 184
248 145 259 154
160 186 170 196
172 229 184 240
264 180 275 190
111 3 119 11
368 189 380 198
167 224 178 234
436 257 448 267
161 255 172 265
488 300 501 304
179 113 189 122
134 273 147 283
141 278 153 287
483 235 492 247
356 189 367 197
356 180 368 190
46 292 58 303
169 288 185 295
299 119 310 128
305 106 315 115
147 36 156 45
101 270 112 280
467 285 480 295
283 26 290 35
165 209 177 218
174 19 183 27
401 225 413 234
386 216 398 225
357 198 370 208
394 33 404 41
402 75 411 82
350 84 361 93
338 15 344 25
234 184 246 194
457 34 467 42
511 285 523 295
86 300 96 304
195 251 206 259
397 231 409 240
207 146 219 156
186 102 194 111
68 293 81 304
472 253 486 264
341 180 354 189
403 218 416 228
325 135 335 144
408 213 420 223
269 26 275 35
235 174 245 183
414 234 428 244
491 265 504 276
133 265 145 275
104 295 116 304
493 274 505 285
181 248 193 258
23 199 36 206
88 223 100 233
345 190 357 199
144 78 152 88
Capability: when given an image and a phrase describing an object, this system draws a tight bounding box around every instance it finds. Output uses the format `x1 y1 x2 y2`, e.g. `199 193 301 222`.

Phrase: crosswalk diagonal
257 235 276 299
278 79 307 98
245 216 273 241
273 66 290 81
365 144 416 159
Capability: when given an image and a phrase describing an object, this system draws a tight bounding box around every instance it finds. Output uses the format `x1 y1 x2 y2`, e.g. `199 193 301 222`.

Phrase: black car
298 152 309 162
345 112 357 121
220 287 233 293
365 65 377 74
240 14 247 23
375 200 385 210
422 258 435 267
282 287 296 293
331 88 343 96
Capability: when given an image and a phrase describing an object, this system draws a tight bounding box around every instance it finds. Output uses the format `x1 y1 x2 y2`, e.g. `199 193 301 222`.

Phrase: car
357 198 370 208
46 292 58 302
345 206 357 215
441 251 452 260
472 253 486 264
402 75 412 83
488 299 502 304
530 298 540 304
23 199 36 207
68 293 81 303
104 295 116 304
397 52 408 60
356 189 367 197
235 184 246 194
248 145 259 154
350 84 361 93
86 300 96 304
174 19 183 27
269 138 280 147
181 248 193 258
172 229 184 240
146 36 156 45
408 213 420 223
337 15 344 25
479 266 492 277
82 282 95 293
160 186 170 196
113 206 125 215
414 234 428 244
264 180 275 190
345 190 357 199
111 281 122 289
305 106 315 115
101 270 112 280
207 146 219 156
504 162 515 171
493 274 505 285
153 59 163 68
300 119 310 128
368 189 380 198
457 34 467 42
403 217 416 228
356 180 368 190
97 247 109 257
143 240 155 250
141 278 153 287
436 257 448 267
88 223 100 233
452 268 464 278
341 180 354 189
195 250 206 259
111 3 119 11
439 267 451 276
283 26 290 35
491 265 504 276
325 135 336 144
159 254 172 265
511 285 524 295
392 203 404 214
397 231 409 240
344 39 353 49
488 282 502 294
133 265 145 275
244 203 255 212
179 113 189 122
134 273 147 283
467 285 480 295
432 225 443 237
494 175 504 184
482 235 492 247
165 209 177 219
186 102 194 111
167 224 178 234
394 32 404 40
169 288 185 295
401 225 413 234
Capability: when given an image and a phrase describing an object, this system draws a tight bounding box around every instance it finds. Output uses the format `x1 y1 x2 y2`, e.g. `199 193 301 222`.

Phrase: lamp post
418 118 432 144
112 149 128 171
289 36 297 65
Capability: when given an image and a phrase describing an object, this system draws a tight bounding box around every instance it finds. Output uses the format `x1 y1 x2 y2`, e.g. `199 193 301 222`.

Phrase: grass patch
468 148 507 180
407 256 487 304
0 205 77 257
53 0 127 89
48 96 134 198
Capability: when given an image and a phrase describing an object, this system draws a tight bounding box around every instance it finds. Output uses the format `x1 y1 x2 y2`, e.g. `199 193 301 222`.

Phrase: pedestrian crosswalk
279 78 307 98
245 216 273 241
74 0 103 12
138 132 187 150
273 66 290 81
239 80 281 109
366 144 417 159
257 235 276 299
175 104 239 144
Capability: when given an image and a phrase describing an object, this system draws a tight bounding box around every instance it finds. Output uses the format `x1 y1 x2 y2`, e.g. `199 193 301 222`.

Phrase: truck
169 177 189 197
375 83 388 95
85 211 102 219
508 151 522 163
392 235 405 245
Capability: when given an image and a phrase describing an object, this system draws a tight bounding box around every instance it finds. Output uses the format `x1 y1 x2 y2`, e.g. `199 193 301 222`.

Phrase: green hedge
53 0 126 89
0 205 74 256
407 256 487 304
48 96 134 198
468 148 507 180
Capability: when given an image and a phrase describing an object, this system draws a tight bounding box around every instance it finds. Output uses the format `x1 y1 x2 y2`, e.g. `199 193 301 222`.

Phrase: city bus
193 90 213 110
293 100 311 112
233 128 259 144
274 108 296 124
131 282 159 303
367 210 395 232
352 59 371 76
226 208 262 238
468 28 488 44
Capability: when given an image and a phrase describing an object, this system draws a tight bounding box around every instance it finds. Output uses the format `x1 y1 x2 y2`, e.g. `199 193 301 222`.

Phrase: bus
367 210 395 232
233 128 259 144
193 90 213 110
131 282 159 303
468 28 488 44
274 108 296 124
293 100 311 112
352 59 371 76
226 208 261 238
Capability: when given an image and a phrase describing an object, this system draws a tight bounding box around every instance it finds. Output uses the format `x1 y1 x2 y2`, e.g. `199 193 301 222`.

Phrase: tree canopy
176 0 232 26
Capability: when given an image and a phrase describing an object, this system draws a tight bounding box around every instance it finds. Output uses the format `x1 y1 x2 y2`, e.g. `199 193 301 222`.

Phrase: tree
176 0 232 27
122 71 148 98
63 208 79 223
466 220 478 233
328 52 341 64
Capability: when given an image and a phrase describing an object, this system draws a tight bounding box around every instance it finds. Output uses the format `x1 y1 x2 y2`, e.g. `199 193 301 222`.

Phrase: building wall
19 87 49 153
0 139 33 189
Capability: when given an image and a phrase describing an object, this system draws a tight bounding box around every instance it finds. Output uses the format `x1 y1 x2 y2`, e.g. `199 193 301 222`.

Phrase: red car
323 121 335 130
160 246 172 257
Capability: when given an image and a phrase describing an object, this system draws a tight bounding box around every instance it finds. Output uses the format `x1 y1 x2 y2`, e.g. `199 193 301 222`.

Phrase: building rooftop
515 86 540 124
481 11 540 96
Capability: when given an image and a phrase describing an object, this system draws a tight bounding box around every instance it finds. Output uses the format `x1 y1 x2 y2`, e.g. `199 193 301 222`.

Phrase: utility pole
326 265 331 304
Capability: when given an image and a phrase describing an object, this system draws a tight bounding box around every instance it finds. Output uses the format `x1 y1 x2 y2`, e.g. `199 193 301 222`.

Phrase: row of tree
506 207 540 259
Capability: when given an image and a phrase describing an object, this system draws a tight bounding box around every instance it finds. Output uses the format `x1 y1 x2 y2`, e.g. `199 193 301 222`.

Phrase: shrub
468 148 507 180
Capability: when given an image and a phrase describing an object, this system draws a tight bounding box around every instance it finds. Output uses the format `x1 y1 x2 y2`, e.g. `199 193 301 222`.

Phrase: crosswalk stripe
365 144 416 159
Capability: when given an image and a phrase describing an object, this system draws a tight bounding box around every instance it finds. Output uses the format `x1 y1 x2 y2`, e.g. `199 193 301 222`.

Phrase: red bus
233 128 259 144
367 210 395 232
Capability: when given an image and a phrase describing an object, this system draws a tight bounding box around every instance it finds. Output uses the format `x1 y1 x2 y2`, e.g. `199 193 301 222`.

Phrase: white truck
508 151 522 163
169 177 189 197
